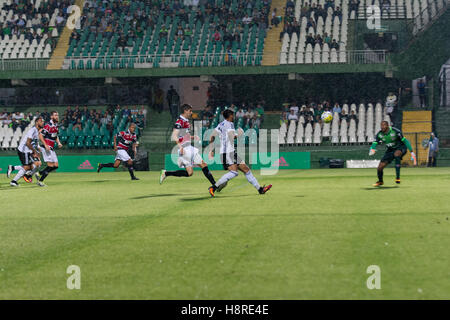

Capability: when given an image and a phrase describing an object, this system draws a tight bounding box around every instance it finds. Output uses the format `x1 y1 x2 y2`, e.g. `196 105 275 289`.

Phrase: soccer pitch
1 168 449 299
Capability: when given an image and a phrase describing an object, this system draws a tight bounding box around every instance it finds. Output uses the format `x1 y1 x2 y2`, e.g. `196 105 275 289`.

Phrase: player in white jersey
159 104 218 187
7 117 44 187
207 109 272 197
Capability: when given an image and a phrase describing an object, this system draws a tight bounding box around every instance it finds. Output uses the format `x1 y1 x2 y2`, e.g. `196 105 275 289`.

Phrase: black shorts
18 150 33 166
381 146 407 164
221 152 243 170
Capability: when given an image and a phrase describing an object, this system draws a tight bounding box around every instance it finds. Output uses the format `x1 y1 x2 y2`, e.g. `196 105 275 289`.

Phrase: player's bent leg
394 150 403 183
11 165 29 186
199 161 216 186
126 160 139 180
373 162 387 186
210 170 239 196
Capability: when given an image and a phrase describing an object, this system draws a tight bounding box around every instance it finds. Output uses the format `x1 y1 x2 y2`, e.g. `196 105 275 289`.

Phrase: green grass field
1 168 449 299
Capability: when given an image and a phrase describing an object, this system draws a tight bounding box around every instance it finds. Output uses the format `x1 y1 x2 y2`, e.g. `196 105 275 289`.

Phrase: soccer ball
321 111 333 123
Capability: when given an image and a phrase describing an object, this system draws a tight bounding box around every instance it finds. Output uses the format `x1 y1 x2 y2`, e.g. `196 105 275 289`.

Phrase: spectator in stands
286 0 295 9
73 118 82 131
381 0 391 13
213 29 221 42
325 0 335 11
184 27 193 40
340 109 348 121
288 109 298 121
159 24 169 42
349 110 358 122
349 0 360 16
137 110 145 129
175 26 184 41
41 109 50 122
0 109 8 120
417 79 427 108
323 32 331 45
306 17 316 32
242 14 252 25
314 34 323 47
245 107 255 124
333 6 343 23
306 33 314 46
332 103 341 114
236 107 245 119
330 39 340 50
279 24 288 41
290 102 299 115
271 8 280 28
251 113 261 128
118 35 127 51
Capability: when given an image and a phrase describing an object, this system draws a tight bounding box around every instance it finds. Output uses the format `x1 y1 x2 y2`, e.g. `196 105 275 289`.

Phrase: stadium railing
0 58 50 71
409 0 450 36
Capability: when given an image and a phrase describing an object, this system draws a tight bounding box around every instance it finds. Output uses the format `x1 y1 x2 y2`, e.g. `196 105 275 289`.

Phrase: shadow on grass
131 193 180 199
361 186 400 190
179 194 252 202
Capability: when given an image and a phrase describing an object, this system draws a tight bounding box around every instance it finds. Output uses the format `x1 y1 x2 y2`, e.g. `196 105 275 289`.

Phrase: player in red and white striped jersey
36 111 62 186
97 123 139 180
159 104 217 187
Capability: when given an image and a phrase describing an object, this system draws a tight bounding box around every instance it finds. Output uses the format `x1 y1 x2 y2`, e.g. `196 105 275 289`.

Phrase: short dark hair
223 109 234 120
50 111 58 116
181 104 192 112
381 120 389 126
129 122 136 127
35 116 44 122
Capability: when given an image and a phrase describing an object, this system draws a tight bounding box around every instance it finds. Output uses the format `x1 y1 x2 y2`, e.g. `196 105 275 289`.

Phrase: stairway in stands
262 0 286 66
140 111 173 170
47 0 86 70
401 110 432 165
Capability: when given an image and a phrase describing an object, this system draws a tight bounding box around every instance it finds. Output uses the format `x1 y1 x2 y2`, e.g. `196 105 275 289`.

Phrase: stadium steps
140 111 173 150
47 0 86 70
402 110 432 165
261 0 285 66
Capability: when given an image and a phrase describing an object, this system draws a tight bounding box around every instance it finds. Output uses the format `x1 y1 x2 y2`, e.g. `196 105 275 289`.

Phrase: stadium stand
0 105 147 150
277 101 392 145
278 0 446 65
62 0 271 69
0 0 75 61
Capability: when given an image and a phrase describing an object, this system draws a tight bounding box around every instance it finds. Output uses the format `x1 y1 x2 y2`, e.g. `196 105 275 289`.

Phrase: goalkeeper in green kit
369 121 417 187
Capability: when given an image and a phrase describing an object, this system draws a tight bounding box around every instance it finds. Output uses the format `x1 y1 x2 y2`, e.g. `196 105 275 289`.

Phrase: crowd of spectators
60 105 147 133
280 100 358 128
0 109 35 131
0 105 147 135
279 0 348 50
0 0 75 49
199 101 265 129
72 0 272 53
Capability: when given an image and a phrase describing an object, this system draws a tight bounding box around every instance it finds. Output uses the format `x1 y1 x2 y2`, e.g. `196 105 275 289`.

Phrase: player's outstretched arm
402 137 417 165
113 135 117 151
369 142 377 156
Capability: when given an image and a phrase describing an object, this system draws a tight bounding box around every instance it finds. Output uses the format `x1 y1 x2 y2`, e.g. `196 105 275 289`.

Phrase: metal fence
0 58 50 71
0 49 388 71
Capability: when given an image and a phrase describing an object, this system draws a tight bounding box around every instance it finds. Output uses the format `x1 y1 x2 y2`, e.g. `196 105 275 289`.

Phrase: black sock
101 163 115 168
395 157 401 179
165 170 189 177
377 169 383 182
39 167 50 181
128 165 136 179
201 166 216 185
39 166 57 182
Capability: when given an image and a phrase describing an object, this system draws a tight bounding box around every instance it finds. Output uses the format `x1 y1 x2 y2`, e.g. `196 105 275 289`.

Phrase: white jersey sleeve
18 127 39 153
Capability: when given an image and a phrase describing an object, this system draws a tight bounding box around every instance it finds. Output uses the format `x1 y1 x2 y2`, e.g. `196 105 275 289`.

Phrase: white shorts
39 146 58 163
177 146 203 168
115 149 132 162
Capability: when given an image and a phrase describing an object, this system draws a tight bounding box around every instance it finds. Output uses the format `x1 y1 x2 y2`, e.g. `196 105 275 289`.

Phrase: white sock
13 165 23 171
215 170 238 188
245 170 260 190
13 167 26 182
30 164 40 175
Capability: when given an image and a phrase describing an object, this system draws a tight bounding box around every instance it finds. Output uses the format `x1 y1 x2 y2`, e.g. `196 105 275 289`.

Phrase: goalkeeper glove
369 149 376 156
410 152 417 165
